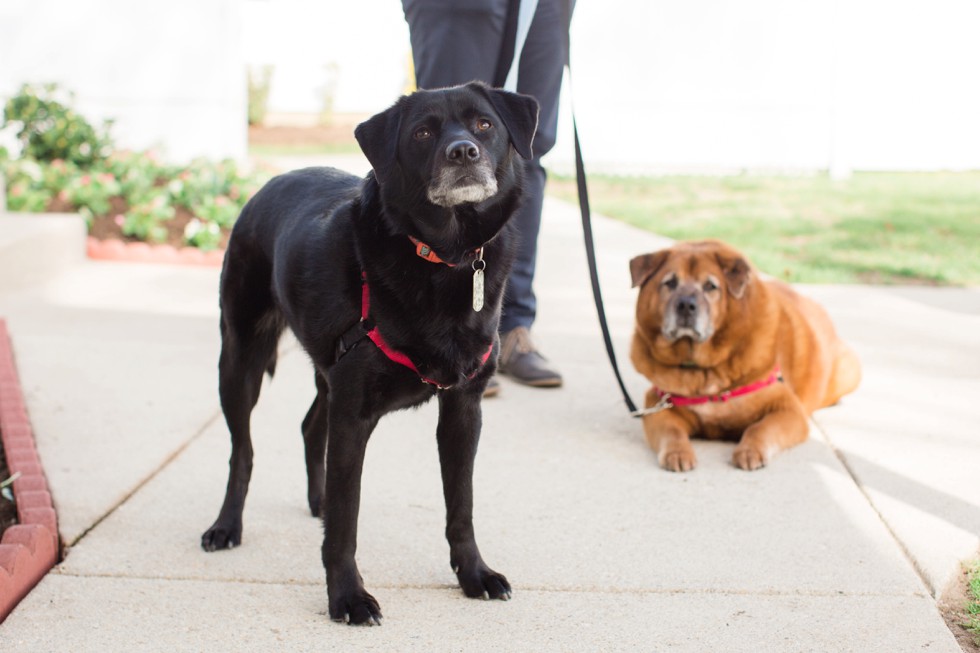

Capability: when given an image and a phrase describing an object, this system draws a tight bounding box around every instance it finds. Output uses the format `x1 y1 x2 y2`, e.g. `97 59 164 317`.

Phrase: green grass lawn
548 172 980 285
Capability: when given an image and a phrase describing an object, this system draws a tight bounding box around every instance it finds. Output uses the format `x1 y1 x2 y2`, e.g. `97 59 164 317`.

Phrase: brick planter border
86 236 225 267
0 319 59 623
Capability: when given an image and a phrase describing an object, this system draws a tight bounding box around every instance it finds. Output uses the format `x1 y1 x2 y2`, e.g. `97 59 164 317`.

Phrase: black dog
201 82 538 626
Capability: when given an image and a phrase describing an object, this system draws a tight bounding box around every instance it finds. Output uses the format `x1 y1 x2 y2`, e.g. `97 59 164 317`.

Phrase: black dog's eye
476 119 492 132
663 276 678 291
703 279 718 292
414 127 432 141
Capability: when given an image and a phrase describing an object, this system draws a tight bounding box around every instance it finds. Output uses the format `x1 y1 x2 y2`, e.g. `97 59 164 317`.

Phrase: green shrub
2 83 113 167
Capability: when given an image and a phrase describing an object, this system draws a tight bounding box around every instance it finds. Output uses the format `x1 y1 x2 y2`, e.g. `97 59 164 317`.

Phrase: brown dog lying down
629 240 861 472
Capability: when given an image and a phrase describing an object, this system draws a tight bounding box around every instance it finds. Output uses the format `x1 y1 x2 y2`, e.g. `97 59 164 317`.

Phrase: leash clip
630 393 673 418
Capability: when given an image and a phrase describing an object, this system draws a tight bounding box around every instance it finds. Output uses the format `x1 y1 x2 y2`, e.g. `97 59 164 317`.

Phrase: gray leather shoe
498 327 563 387
483 376 500 398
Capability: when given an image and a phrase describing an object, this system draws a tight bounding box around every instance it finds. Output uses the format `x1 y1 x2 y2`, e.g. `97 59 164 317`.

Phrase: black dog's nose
676 295 698 317
446 140 480 164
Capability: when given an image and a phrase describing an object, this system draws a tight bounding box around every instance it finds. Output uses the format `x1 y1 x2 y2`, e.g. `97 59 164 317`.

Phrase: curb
86 236 225 267
0 319 59 623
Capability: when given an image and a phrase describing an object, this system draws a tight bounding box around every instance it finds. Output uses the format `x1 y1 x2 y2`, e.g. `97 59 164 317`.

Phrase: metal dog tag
472 249 486 312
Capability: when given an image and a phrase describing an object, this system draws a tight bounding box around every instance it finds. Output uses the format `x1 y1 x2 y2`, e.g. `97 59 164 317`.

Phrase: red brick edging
0 319 59 623
86 236 225 267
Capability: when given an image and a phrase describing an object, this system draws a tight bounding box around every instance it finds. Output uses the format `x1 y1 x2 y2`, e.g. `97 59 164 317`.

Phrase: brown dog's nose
676 295 698 318
446 140 480 164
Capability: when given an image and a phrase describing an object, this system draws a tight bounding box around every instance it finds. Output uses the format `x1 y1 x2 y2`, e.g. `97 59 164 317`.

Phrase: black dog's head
355 82 538 256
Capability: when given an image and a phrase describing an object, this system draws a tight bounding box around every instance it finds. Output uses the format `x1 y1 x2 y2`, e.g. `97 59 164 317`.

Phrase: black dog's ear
471 82 539 160
629 250 670 288
355 101 403 179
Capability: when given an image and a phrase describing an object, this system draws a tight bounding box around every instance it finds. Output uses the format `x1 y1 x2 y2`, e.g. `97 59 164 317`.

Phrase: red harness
359 274 493 389
334 237 494 389
641 366 783 415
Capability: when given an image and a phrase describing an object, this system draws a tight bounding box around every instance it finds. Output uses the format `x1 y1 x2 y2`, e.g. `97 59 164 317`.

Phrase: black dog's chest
353 270 499 390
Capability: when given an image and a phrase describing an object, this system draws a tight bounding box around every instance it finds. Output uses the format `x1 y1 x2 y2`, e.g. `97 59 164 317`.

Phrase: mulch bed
46 195 231 253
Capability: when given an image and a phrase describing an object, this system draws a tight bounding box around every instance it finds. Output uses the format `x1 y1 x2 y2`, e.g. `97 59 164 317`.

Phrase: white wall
244 0 980 173
2 0 977 171
244 0 411 117
563 0 980 173
0 0 246 163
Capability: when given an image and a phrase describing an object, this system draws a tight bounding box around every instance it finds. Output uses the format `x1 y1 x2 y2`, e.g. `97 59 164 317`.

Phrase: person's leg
402 0 508 89
497 0 567 386
497 0 564 332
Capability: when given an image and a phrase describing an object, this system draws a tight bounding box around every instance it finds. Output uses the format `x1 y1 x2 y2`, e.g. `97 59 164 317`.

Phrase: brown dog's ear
471 82 539 160
629 250 670 288
716 253 752 299
354 100 403 181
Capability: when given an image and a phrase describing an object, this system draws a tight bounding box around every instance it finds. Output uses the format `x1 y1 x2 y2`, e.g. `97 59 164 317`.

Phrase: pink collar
641 366 782 415
359 272 492 389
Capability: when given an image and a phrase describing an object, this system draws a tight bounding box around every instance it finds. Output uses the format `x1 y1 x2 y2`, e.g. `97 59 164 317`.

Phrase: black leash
571 112 640 415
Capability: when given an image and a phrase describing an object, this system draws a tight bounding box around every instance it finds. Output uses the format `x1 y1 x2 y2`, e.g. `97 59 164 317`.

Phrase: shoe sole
504 375 563 388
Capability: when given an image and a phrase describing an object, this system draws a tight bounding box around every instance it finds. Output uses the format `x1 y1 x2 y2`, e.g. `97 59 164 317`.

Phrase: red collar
408 236 483 267
641 366 783 415
355 272 493 389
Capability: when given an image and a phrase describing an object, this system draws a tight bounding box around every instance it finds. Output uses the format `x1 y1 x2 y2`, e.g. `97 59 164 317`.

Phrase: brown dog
629 240 861 472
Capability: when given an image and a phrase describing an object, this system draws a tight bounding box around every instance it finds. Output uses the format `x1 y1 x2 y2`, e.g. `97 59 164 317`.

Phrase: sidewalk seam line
46 570 931 599
63 343 302 549
811 419 936 597
65 410 223 549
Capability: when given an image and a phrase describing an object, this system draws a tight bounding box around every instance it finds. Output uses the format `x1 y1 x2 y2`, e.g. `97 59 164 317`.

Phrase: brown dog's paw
732 445 768 471
659 447 697 472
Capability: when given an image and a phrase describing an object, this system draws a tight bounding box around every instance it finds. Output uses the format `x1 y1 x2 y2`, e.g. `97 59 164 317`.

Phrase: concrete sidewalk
0 179 978 650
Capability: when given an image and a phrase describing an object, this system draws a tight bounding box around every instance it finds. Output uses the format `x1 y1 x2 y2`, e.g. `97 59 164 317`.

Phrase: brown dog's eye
703 280 718 292
414 127 432 141
663 276 678 291
476 119 492 132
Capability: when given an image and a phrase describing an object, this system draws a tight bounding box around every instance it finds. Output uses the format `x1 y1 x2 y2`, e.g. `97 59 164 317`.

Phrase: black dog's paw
455 563 512 601
329 587 383 626
201 520 242 552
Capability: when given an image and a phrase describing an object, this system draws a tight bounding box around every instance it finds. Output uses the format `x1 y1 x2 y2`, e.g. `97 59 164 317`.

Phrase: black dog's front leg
436 389 511 601
321 390 383 626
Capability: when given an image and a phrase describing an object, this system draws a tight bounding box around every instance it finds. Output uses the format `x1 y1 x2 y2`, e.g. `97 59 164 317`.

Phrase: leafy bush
2 83 113 167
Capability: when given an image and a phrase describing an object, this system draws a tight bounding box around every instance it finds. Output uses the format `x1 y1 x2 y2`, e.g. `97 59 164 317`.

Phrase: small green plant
247 65 273 126
3 158 51 211
123 193 174 243
106 150 161 200
183 217 223 250
192 194 239 228
6 177 51 212
2 83 113 166
65 171 121 218
966 561 980 646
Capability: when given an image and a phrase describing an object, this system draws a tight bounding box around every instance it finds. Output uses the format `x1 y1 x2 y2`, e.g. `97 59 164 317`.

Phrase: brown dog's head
630 240 752 344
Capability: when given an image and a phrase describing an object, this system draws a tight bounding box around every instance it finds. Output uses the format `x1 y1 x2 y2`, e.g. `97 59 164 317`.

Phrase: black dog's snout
676 295 698 318
446 140 480 164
